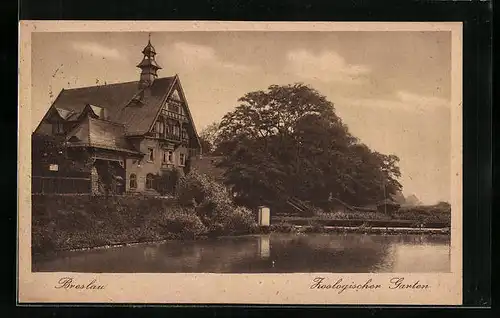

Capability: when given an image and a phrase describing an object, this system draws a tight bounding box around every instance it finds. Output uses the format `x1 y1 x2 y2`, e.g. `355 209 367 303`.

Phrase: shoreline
285 225 450 235
32 225 450 258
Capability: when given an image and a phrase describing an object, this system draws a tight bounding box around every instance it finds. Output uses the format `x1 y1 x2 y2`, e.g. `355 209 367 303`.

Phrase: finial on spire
148 32 151 43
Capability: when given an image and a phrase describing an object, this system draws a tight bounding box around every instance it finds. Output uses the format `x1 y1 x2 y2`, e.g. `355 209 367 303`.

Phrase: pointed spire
137 34 161 88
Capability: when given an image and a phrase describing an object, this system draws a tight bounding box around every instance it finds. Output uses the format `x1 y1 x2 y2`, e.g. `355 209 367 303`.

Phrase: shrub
154 169 182 196
176 170 257 236
158 207 207 239
310 210 391 220
395 204 451 226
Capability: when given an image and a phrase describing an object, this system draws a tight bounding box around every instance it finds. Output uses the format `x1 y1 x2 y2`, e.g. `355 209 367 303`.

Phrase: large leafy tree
198 122 220 155
215 83 402 209
31 134 91 177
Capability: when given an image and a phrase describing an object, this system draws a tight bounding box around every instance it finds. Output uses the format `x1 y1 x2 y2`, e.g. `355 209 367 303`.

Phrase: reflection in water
258 235 270 259
32 233 450 273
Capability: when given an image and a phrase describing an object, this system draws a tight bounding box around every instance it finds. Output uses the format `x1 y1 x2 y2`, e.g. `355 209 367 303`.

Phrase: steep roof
48 76 176 135
65 116 142 155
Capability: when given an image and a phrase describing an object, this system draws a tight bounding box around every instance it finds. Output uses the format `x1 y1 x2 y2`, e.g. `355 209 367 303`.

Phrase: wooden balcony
152 132 181 143
162 109 188 122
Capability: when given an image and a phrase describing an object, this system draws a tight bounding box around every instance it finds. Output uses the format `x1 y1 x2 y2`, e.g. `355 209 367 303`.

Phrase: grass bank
32 194 192 254
32 171 257 255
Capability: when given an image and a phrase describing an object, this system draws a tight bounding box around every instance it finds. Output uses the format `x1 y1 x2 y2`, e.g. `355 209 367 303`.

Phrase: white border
18 21 463 305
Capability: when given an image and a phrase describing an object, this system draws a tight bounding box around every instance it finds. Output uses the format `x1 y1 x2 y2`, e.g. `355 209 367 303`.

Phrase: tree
31 134 92 177
214 83 402 209
199 121 220 154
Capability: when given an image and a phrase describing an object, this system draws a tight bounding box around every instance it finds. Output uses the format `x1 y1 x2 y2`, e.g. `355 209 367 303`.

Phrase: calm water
33 233 451 273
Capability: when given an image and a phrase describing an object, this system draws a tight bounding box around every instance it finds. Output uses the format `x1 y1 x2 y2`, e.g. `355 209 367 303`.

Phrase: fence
32 176 91 194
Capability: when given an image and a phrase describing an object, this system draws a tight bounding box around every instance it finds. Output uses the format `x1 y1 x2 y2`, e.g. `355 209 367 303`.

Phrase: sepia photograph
18 21 463 304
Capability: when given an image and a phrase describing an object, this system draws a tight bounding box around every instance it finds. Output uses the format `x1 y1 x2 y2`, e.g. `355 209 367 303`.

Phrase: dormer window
52 122 64 135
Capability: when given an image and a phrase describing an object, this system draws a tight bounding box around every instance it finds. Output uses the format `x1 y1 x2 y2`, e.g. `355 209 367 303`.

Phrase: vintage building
32 37 202 195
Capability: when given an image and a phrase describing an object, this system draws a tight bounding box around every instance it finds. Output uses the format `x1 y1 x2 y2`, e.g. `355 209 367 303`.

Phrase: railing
165 133 181 141
154 132 181 142
32 176 91 194
162 109 188 122
287 197 312 215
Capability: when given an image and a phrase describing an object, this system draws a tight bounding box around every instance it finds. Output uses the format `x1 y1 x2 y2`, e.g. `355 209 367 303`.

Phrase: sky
31 31 452 204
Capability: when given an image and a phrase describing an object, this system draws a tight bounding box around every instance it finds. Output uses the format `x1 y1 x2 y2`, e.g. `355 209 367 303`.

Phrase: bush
176 170 257 236
154 169 182 196
158 207 207 239
395 204 451 226
311 211 391 220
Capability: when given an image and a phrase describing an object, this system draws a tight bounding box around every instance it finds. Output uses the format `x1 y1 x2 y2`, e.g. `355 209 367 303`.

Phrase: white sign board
258 206 270 227
49 164 59 171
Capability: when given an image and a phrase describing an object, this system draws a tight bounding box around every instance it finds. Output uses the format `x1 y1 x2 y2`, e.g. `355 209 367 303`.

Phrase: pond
32 233 451 273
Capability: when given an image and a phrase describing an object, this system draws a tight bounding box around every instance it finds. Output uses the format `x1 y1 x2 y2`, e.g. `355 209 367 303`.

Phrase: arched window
129 174 137 189
146 173 154 189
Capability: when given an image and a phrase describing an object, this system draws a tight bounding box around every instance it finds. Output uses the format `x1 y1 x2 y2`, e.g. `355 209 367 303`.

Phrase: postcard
18 21 463 304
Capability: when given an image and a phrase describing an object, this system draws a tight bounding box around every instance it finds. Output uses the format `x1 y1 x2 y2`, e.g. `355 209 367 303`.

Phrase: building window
147 148 154 162
52 122 64 135
129 174 137 189
173 125 180 137
146 173 154 189
179 153 185 166
182 129 188 140
155 120 165 135
163 150 173 163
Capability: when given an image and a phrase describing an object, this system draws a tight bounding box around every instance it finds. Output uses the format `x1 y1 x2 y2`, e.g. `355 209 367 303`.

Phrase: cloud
286 49 371 84
336 91 450 113
71 42 125 61
173 42 254 73
396 91 450 110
